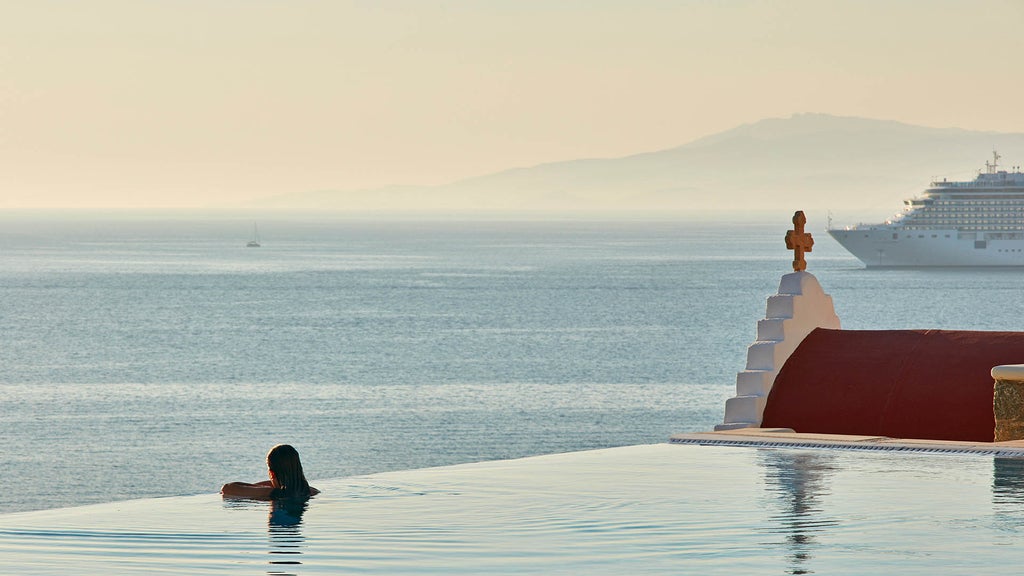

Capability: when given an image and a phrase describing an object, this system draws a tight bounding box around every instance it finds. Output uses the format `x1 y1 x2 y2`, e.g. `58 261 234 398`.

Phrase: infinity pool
2 443 1023 574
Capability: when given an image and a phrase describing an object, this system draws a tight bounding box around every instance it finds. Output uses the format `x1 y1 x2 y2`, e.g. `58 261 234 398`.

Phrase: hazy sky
2 0 1023 209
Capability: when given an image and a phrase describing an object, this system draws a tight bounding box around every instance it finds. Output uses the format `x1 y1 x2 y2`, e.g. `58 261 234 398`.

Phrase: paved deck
671 428 1024 456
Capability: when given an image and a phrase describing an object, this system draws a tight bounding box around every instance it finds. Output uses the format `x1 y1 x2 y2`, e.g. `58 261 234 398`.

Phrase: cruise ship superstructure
829 152 1024 266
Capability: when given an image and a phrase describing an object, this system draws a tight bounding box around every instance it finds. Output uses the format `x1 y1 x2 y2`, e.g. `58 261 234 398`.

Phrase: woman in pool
221 444 320 500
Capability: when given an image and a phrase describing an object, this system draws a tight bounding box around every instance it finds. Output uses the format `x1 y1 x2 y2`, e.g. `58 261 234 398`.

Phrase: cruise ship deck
830 152 1024 266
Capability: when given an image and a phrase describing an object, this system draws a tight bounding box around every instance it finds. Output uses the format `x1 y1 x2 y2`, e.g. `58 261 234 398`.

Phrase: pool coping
671 428 1024 457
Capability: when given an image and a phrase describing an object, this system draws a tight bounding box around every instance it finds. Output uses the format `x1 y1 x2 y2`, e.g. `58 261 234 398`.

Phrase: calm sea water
4 215 1024 513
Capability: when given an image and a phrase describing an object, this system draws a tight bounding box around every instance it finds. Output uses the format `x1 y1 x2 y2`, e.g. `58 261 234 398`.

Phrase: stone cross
785 211 814 272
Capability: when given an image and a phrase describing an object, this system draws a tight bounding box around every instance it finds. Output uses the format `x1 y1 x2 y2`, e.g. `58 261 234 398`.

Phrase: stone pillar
993 365 1024 442
715 271 841 430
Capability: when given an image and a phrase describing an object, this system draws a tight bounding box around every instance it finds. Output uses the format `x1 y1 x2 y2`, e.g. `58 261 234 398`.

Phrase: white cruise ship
829 152 1024 267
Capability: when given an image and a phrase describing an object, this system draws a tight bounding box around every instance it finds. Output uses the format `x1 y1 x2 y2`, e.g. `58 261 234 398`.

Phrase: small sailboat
246 223 261 248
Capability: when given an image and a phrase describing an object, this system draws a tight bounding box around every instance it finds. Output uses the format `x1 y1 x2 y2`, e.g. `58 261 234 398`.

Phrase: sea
4 214 1024 514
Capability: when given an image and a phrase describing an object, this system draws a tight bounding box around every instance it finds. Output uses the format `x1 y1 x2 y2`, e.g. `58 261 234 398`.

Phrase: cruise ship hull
828 228 1024 267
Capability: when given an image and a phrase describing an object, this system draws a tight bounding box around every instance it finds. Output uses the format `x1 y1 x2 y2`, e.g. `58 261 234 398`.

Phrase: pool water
2 443 1024 574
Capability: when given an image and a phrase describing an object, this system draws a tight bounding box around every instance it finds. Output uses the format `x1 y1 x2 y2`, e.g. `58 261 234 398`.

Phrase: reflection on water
267 499 308 576
759 450 839 575
992 457 1024 505
992 457 1024 535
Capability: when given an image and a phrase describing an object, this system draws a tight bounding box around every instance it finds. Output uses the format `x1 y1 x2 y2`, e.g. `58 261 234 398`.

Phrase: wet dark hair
266 444 312 499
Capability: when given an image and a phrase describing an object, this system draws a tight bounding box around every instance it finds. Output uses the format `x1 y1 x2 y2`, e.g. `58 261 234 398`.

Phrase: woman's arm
221 482 275 500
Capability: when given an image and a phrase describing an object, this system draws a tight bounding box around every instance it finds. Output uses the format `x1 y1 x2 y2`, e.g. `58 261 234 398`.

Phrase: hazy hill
245 114 1024 222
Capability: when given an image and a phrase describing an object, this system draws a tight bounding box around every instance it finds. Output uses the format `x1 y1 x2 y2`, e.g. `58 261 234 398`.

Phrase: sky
2 0 1023 209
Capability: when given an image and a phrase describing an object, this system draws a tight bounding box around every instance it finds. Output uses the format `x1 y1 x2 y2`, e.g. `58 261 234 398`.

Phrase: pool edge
671 429 1024 456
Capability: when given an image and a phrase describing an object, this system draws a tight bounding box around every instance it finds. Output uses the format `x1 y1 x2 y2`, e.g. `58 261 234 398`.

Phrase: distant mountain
244 114 1024 221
